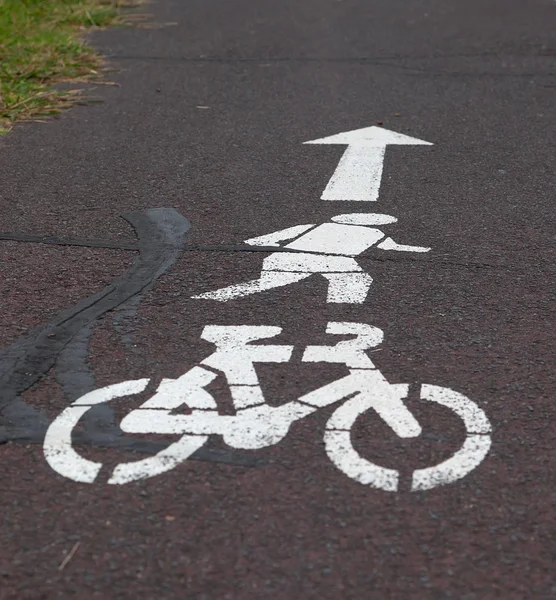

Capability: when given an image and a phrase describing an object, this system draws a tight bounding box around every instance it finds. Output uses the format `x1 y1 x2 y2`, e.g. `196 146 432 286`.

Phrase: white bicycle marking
44 323 492 490
324 383 492 492
411 384 492 491
44 379 150 483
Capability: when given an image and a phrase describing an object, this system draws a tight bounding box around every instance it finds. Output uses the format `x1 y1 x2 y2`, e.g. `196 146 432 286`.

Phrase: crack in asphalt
0 231 139 251
1 233 541 271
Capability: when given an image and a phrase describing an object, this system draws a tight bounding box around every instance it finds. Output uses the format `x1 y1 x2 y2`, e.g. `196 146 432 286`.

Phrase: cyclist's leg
322 272 373 303
192 271 311 301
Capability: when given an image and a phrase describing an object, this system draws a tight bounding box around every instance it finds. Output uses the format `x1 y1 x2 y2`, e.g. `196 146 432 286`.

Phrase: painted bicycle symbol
44 322 491 491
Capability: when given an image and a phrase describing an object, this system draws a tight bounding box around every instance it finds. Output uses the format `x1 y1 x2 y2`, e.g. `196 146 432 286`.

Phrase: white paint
302 321 383 368
377 237 430 252
120 406 220 436
42 120 492 494
44 379 150 484
108 435 208 485
305 126 434 147
44 405 104 484
44 323 491 492
304 126 432 201
44 378 210 485
140 366 217 410
192 271 311 302
262 252 363 272
331 213 398 226
325 382 492 492
319 145 387 202
410 383 492 491
121 401 315 451
411 435 491 492
321 273 374 303
419 384 491 435
308 374 419 438
229 385 266 409
245 224 315 247
324 430 399 491
122 401 311 449
200 325 293 385
193 214 429 304
286 223 385 256
221 403 316 449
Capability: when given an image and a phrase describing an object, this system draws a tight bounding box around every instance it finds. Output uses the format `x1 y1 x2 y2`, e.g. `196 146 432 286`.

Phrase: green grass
0 0 132 133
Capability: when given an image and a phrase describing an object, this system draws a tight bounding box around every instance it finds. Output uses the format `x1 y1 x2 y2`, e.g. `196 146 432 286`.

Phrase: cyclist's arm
244 224 316 247
377 237 430 253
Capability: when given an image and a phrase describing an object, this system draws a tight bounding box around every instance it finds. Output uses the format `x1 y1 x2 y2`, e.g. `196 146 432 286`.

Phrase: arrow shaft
321 145 386 201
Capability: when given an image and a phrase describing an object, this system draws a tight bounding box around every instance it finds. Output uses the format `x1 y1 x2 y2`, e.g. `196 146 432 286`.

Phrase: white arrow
304 126 432 202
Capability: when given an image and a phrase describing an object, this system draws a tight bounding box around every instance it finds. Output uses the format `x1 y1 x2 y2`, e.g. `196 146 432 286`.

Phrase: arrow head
304 126 433 147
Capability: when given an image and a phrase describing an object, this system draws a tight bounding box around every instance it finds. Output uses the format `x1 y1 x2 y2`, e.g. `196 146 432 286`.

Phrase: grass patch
0 0 135 133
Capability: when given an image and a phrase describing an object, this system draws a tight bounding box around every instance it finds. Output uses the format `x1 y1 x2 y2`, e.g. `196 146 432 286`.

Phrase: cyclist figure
192 213 430 303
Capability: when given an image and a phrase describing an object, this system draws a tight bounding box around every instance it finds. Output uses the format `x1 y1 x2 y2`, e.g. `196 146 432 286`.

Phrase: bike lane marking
40 125 493 492
304 126 432 201
44 321 492 490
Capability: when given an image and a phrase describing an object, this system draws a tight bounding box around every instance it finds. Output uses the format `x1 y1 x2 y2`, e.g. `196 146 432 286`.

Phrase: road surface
1 0 555 597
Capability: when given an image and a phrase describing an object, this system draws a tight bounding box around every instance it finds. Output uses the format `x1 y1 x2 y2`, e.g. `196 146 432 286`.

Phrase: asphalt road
1 0 555 598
